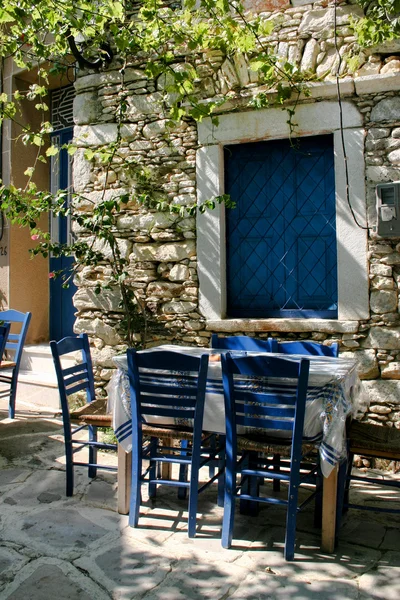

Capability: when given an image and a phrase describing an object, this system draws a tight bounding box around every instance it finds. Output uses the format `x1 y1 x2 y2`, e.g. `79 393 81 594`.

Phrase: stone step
6 344 76 411
20 344 75 375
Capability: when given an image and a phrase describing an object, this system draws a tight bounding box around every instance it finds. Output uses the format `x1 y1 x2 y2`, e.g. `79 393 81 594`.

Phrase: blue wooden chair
127 348 224 537
50 333 117 496
270 340 339 492
0 309 32 419
211 334 274 352
221 352 321 561
271 339 339 357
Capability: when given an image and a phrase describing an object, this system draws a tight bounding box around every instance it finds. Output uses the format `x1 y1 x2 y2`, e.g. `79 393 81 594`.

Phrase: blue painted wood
220 352 317 561
49 127 77 341
127 348 223 537
0 310 31 418
271 339 339 357
225 135 337 318
211 334 275 351
0 323 11 364
50 333 117 496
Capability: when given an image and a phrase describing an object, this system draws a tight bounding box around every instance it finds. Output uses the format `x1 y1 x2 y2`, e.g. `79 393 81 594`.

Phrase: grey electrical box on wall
376 182 400 236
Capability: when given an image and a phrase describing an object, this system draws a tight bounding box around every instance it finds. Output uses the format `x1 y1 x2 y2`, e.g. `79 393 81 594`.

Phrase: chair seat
237 433 317 456
0 361 17 370
349 421 400 460
70 398 112 427
141 423 216 443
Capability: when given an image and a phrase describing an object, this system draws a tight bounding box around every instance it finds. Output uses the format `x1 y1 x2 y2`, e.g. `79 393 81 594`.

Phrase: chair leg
148 437 158 499
343 451 354 513
284 464 301 561
8 371 17 419
88 425 98 478
208 434 216 478
217 435 226 508
222 452 236 549
240 451 259 515
178 439 189 500
188 441 201 538
129 438 142 528
239 453 251 515
65 438 74 497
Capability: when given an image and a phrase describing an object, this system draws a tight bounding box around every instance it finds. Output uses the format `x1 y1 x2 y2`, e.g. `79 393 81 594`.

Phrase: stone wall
72 0 400 426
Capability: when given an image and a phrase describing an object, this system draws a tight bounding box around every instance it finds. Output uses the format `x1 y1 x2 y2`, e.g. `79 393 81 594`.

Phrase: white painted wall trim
196 100 369 322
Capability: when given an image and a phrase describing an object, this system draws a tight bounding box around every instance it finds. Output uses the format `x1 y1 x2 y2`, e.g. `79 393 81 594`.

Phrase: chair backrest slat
64 381 89 396
272 340 339 357
142 406 197 419
140 391 197 406
211 334 274 352
62 362 90 377
63 371 90 389
238 403 296 419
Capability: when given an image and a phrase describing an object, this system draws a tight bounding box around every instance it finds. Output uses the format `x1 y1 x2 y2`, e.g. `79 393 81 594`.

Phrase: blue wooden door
225 135 337 318
49 127 77 340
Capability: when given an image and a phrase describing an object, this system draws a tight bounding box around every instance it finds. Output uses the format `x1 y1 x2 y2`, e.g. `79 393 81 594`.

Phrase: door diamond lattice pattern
225 135 338 318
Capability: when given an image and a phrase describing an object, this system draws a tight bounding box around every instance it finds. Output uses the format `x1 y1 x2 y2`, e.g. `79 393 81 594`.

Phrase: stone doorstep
20 344 76 375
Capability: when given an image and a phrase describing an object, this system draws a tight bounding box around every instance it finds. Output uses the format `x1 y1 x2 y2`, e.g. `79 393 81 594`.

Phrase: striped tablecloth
108 345 366 478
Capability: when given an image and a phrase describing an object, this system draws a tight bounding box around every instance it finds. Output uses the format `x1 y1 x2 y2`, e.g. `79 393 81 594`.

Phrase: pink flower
49 272 55 279
31 234 40 241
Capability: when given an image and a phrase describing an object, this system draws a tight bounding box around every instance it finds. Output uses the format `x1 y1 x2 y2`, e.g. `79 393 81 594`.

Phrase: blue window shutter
225 135 338 318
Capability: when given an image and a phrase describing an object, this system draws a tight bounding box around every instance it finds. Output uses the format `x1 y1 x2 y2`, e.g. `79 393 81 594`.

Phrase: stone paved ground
0 405 399 600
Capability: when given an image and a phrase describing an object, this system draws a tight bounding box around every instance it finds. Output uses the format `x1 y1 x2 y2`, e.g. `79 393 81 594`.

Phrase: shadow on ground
0 409 399 599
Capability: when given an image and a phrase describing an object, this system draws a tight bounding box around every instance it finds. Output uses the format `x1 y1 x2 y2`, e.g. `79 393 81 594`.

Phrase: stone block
221 58 240 90
370 276 394 290
74 317 121 345
362 326 400 350
130 241 196 262
299 6 363 36
370 263 392 276
73 91 102 125
366 165 400 183
388 149 400 164
161 301 197 314
169 264 190 281
146 282 183 298
381 252 400 265
300 38 320 72
74 288 123 312
370 290 398 314
74 71 121 93
206 319 359 334
243 0 289 11
341 349 379 380
370 96 400 123
381 361 400 379
74 124 138 147
363 379 400 405
72 149 93 193
126 93 163 118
